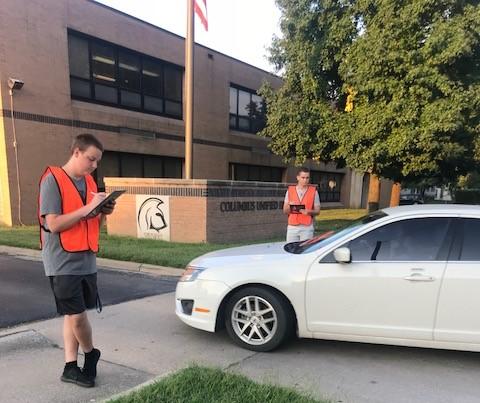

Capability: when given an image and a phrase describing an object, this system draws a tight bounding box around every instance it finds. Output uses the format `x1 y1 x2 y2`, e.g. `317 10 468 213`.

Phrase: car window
459 218 480 261
284 211 387 254
346 218 452 262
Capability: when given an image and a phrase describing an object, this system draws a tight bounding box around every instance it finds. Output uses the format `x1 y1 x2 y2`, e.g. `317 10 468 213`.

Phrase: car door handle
403 273 435 282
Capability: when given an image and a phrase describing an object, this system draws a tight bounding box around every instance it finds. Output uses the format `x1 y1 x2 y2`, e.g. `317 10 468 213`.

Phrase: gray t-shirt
39 173 96 277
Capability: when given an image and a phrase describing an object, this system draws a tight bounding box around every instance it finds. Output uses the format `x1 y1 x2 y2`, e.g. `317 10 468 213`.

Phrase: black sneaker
61 365 94 388
83 348 101 379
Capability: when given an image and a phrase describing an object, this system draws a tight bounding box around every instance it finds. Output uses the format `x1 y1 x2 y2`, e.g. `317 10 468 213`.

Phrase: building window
67 30 183 119
229 85 266 134
229 163 283 182
310 171 343 202
94 151 183 189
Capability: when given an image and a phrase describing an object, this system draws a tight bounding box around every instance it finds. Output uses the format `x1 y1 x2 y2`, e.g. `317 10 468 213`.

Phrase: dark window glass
347 218 451 261
68 36 90 79
94 84 117 103
164 158 183 178
271 168 283 182
229 115 237 129
249 166 260 181
121 154 143 177
91 42 116 83
311 171 343 203
230 163 284 183
238 90 250 117
143 59 163 96
165 100 182 117
70 78 91 98
119 51 141 90
164 66 182 101
251 98 266 133
144 96 163 113
229 85 266 134
260 168 271 182
460 219 480 261
120 90 141 108
96 151 183 186
95 152 120 190
229 86 237 114
67 32 182 119
238 116 250 131
237 165 249 181
144 156 164 178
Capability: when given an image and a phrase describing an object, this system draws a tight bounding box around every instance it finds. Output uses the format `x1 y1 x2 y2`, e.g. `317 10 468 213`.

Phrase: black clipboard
290 204 305 214
85 190 125 219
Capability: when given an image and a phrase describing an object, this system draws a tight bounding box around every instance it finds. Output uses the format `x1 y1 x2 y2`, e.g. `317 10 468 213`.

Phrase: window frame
229 162 284 183
94 151 184 190
341 217 455 263
229 83 266 134
67 29 184 120
310 170 343 203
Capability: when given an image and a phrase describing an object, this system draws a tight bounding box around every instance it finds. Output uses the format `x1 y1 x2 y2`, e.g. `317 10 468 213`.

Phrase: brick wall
105 178 288 243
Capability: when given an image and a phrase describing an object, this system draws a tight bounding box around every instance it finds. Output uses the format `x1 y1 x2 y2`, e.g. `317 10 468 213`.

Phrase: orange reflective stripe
38 166 99 253
287 185 316 226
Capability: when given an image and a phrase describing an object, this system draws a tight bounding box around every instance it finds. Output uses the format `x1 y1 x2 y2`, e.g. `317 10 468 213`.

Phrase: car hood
188 242 290 268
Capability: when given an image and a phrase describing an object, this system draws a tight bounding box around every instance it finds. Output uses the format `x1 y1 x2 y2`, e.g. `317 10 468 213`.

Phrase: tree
261 0 480 201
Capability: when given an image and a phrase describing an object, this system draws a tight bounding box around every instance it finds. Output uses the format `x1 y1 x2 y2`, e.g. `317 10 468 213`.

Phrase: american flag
194 0 208 31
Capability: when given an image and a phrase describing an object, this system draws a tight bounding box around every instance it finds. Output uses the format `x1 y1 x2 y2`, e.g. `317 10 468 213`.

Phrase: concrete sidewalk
0 292 256 403
3 292 480 403
3 246 480 403
0 245 183 277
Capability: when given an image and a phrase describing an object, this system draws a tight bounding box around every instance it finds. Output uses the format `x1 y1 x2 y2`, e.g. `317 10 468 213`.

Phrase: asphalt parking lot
0 254 177 328
2 252 480 403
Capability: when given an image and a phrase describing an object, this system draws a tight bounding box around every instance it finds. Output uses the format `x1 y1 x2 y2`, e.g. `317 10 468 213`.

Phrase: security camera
8 78 24 91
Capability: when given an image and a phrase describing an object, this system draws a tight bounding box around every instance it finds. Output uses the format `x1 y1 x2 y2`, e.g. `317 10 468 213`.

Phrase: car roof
382 204 480 217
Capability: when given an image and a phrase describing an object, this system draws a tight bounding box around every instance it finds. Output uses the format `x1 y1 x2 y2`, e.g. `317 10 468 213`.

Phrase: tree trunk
390 182 401 207
367 174 380 212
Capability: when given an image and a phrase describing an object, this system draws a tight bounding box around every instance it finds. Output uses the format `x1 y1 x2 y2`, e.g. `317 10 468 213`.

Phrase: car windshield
284 211 388 254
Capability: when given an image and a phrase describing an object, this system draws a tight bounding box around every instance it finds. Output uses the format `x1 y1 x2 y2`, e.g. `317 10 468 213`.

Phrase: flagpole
185 0 194 179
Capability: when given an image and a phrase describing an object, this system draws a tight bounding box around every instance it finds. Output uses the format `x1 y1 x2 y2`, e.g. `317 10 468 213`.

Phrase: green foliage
262 0 480 184
457 170 480 188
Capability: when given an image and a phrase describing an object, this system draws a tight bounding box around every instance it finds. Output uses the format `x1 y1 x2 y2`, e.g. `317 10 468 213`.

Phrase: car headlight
179 265 207 282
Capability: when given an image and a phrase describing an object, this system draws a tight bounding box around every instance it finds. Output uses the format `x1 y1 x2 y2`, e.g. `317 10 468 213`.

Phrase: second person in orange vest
283 167 320 242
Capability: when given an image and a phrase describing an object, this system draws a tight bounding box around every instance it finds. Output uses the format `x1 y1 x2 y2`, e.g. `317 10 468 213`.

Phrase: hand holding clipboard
85 190 125 218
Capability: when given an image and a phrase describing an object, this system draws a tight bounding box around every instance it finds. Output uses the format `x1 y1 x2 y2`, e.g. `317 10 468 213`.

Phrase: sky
95 0 282 73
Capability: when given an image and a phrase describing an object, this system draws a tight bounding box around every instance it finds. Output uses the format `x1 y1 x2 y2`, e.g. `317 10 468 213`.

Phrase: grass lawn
315 208 366 232
0 208 366 268
108 365 328 403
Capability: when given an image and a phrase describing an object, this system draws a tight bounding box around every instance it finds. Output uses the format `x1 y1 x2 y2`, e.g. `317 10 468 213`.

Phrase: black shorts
49 273 100 315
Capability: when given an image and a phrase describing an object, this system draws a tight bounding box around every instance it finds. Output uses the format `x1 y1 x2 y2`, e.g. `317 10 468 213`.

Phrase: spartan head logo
137 197 167 233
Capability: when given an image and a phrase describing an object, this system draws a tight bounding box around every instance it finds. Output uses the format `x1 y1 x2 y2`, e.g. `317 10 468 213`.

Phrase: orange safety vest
287 185 316 226
38 166 100 253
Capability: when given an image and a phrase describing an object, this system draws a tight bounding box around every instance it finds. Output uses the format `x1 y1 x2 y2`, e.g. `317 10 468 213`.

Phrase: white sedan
175 205 480 352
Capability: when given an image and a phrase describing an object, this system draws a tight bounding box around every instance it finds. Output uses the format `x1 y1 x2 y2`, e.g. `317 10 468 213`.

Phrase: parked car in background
176 205 480 352
399 193 424 205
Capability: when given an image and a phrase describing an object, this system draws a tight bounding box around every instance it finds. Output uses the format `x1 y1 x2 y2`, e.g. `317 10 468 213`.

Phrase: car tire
224 286 295 352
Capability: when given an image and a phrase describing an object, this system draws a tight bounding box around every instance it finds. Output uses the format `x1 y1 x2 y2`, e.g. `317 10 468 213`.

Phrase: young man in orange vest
38 133 115 387
283 167 320 242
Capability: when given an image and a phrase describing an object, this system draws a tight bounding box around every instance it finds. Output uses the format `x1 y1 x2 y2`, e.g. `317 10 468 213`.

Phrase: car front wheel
224 286 294 352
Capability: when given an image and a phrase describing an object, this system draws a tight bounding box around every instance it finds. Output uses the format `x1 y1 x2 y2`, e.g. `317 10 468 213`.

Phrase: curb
101 370 175 402
0 245 183 277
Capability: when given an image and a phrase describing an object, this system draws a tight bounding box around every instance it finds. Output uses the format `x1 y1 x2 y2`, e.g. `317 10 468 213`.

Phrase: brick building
0 0 368 227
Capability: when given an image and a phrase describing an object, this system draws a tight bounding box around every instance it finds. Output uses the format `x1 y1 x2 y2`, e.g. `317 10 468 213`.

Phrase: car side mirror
333 247 351 263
